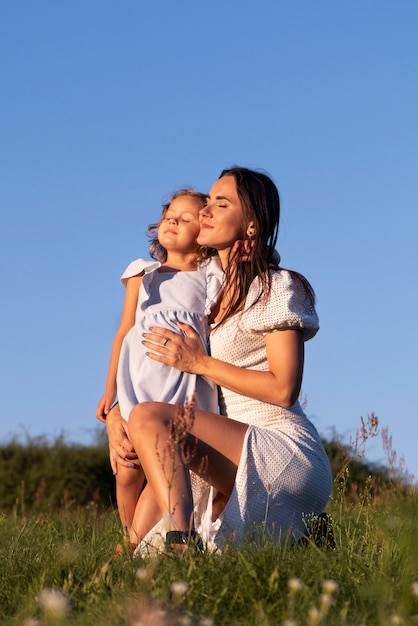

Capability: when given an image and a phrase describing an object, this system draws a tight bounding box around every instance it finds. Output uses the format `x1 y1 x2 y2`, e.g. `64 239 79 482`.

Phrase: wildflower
38 588 69 619
307 606 322 626
288 577 305 593
411 581 418 599
171 581 189 596
322 579 339 594
320 593 334 611
136 567 148 581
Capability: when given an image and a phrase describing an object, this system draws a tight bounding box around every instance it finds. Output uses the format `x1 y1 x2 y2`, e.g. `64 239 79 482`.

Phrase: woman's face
198 176 246 251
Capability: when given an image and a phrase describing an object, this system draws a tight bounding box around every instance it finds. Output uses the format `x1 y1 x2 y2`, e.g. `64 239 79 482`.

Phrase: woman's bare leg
129 402 195 530
128 401 248 532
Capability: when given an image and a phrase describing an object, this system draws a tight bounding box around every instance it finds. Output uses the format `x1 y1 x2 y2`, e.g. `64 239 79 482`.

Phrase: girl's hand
142 323 206 374
105 405 140 473
96 390 117 423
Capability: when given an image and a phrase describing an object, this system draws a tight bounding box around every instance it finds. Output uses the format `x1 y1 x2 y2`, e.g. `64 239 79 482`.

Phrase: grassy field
1 421 418 625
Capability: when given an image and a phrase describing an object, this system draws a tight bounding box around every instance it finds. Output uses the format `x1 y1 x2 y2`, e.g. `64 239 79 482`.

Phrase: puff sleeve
120 258 161 287
245 270 319 341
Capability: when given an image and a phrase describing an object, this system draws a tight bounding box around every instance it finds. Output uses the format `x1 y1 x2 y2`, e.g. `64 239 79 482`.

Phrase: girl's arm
96 273 143 421
143 324 304 409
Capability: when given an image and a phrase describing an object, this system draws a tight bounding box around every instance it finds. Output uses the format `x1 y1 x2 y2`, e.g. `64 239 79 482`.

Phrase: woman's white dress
137 269 333 554
116 257 223 420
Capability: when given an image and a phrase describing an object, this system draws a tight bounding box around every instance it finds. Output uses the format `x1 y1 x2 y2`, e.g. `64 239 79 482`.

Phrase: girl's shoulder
120 258 161 287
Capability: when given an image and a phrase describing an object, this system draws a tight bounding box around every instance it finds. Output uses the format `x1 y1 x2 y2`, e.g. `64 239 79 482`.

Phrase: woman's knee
129 401 171 432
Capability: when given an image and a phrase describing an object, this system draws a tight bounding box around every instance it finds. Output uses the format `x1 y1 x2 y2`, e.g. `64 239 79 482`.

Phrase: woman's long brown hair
209 167 315 328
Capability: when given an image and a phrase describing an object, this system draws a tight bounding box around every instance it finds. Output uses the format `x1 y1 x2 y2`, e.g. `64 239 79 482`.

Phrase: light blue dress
116 256 223 421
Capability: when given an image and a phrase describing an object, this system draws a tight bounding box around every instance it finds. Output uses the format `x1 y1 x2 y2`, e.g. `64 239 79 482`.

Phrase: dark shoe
300 512 336 550
165 530 204 552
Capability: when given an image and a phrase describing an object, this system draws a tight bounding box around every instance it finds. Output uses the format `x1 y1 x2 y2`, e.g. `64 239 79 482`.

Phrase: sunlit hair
211 166 315 327
148 189 217 262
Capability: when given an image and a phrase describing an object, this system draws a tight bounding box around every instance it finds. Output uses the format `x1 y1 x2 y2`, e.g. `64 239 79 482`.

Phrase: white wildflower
307 606 322 626
171 580 189 596
38 588 69 619
322 579 339 594
135 567 148 581
320 593 334 611
288 577 305 592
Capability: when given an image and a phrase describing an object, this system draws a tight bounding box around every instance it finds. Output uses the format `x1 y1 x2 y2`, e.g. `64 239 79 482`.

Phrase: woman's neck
217 248 232 271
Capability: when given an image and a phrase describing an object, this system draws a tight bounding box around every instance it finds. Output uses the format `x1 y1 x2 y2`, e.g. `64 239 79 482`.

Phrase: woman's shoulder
246 269 319 340
120 258 161 286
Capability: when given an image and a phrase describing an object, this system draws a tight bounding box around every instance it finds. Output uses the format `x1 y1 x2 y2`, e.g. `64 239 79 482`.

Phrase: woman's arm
143 324 304 408
96 274 143 421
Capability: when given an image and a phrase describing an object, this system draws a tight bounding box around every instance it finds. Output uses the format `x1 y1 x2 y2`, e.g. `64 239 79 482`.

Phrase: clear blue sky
1 1 417 482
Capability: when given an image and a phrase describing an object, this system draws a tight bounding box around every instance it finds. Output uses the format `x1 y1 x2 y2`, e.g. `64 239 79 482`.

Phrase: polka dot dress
204 270 333 548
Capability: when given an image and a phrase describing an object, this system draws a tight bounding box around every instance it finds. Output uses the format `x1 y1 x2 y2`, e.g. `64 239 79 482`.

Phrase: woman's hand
105 404 140 474
142 323 207 374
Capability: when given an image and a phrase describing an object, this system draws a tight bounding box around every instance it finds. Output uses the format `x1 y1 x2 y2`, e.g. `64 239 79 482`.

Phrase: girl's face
158 196 201 254
198 176 247 252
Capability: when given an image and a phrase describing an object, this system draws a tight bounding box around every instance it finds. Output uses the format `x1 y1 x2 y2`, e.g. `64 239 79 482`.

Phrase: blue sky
1 1 417 482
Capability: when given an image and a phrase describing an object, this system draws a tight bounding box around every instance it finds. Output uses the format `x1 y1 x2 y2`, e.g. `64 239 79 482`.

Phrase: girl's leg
130 482 163 544
114 465 146 544
128 401 248 533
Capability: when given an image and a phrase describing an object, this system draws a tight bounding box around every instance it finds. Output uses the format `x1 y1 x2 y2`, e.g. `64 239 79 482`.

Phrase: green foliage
0 432 115 514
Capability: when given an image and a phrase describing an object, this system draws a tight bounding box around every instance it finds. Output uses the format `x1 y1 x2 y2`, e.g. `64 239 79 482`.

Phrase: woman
105 166 332 552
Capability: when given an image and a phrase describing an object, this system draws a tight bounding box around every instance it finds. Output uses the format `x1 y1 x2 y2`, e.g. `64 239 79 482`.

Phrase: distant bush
0 413 412 515
0 432 115 515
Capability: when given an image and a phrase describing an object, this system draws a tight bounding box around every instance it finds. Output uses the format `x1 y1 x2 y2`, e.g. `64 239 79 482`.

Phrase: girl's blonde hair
148 189 217 262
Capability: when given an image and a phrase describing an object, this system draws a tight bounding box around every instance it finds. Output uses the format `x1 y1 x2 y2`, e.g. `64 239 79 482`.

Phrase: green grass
1 482 418 626
1 418 417 625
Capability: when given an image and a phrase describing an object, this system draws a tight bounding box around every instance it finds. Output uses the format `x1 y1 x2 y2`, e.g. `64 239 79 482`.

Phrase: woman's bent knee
129 401 172 431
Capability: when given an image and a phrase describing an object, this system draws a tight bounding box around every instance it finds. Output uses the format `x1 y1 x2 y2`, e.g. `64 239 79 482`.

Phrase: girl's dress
137 269 333 554
116 256 223 420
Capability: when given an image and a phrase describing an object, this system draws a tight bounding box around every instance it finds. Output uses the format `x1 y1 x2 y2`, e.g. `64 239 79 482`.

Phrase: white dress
116 256 223 420
136 269 332 554
206 270 333 547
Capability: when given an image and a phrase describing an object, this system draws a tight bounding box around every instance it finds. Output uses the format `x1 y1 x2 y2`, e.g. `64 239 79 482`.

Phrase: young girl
96 189 222 549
